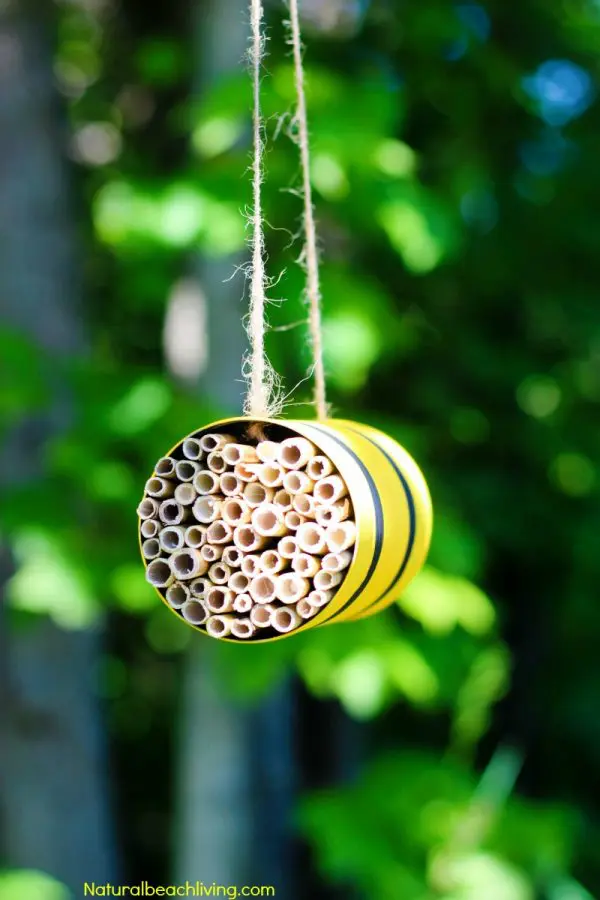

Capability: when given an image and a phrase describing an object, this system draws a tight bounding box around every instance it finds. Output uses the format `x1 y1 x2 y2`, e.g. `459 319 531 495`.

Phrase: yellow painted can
139 416 433 642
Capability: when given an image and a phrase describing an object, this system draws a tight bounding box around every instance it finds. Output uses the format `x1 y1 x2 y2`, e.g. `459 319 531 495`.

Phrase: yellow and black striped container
139 417 433 641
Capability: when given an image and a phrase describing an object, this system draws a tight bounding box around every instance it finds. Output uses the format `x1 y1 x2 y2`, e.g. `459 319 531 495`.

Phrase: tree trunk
0 1 116 889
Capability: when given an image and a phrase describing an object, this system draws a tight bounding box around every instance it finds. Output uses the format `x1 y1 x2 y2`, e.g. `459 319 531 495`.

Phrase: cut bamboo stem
296 522 327 555
313 569 343 591
206 586 235 614
292 493 317 518
231 618 256 640
306 455 334 480
284 511 305 531
169 549 209 580
283 470 314 495
256 440 280 463
234 462 260 483
292 553 320 578
252 503 286 537
174 483 197 506
296 598 317 620
182 437 203 460
200 543 223 563
222 498 252 526
277 536 298 559
260 550 286 574
207 452 228 474
276 573 310 604
190 578 210 598
322 550 353 573
315 498 350 527
176 460 201 482
243 482 275 508
249 574 278 604
142 538 161 560
233 593 253 614
222 546 243 568
159 526 186 553
145 477 174 499
325 520 357 553
181 599 209 625
199 433 235 453
208 562 232 585
155 457 177 479
222 443 259 466
241 554 261 577
256 462 284 488
273 489 293 511
314 475 348 506
159 500 186 526
229 571 251 595
278 437 317 470
272 607 301 633
307 589 333 608
166 583 189 609
193 470 221 495
140 518 160 539
137 497 159 520
146 559 174 588
206 520 234 545
250 604 275 628
192 495 223 524
233 524 268 553
206 614 234 638
185 524 207 548
220 472 243 497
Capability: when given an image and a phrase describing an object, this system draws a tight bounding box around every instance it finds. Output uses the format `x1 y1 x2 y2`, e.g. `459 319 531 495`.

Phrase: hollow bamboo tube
193 470 221 495
233 593 253 614
182 437 203 460
207 452 227 474
306 455 334 481
277 536 298 559
222 443 259 466
282 470 314 495
313 569 343 591
233 525 268 553
200 543 223 563
291 553 320 578
137 497 159 520
206 615 234 638
206 520 233 545
322 550 353 573
256 462 285 488
250 604 275 628
159 526 186 553
190 578 210 598
240 554 261 578
208 562 232 585
199 433 236 453
325 520 357 554
231 618 256 640
181 600 209 626
222 499 253 529
273 489 293 511
234 462 260 483
314 475 348 506
284 510 305 531
159 500 187 526
185 524 206 548
278 437 317 470
251 504 286 538
276 573 310 604
292 493 317 519
272 607 301 633
206 586 235 613
260 550 287 574
192 495 223 524
222 546 243 568
146 559 174 588
296 598 317 620
315 498 350 527
145 477 175 499
249 574 278 604
243 482 275 508
174 483 197 506
220 472 243 497
142 538 161 560
176 460 201 482
169 549 209 580
140 518 160 539
296 522 328 555
166 583 189 609
307 589 334 609
229 571 251 595
155 457 177 478
256 440 280 463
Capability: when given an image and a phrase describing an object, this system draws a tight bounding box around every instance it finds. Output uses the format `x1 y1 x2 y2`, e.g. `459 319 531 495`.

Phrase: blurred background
1 0 600 897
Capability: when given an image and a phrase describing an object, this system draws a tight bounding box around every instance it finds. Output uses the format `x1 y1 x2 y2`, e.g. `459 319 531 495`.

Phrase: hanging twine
244 0 281 419
287 0 328 421
244 0 328 420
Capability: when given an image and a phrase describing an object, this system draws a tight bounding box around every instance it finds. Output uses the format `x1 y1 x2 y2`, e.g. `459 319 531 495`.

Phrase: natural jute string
244 0 328 420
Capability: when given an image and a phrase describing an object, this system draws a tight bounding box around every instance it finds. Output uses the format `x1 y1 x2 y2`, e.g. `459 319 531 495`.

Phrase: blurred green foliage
3 0 600 895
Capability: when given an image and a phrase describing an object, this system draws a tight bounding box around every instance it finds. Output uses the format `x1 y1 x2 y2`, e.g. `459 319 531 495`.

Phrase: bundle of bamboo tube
137 431 357 641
